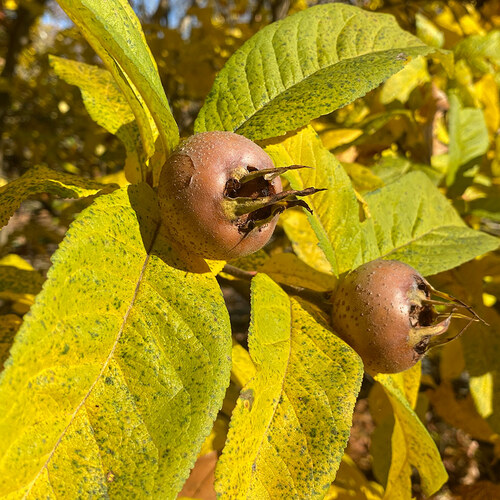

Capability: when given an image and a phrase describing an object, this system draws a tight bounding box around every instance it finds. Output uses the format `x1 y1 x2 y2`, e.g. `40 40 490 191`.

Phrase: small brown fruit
158 131 321 261
158 131 280 260
330 259 478 374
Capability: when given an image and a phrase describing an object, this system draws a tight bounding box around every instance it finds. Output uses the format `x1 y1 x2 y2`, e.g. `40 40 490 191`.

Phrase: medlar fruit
330 259 480 374
158 131 321 261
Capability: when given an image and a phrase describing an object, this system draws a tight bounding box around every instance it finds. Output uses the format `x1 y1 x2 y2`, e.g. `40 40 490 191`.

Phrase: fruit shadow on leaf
127 183 211 274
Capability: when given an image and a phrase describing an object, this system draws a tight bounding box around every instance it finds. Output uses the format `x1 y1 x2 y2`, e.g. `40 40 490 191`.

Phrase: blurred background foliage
1 0 500 498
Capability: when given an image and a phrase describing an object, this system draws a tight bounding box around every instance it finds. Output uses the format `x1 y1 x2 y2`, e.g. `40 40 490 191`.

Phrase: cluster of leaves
0 0 499 499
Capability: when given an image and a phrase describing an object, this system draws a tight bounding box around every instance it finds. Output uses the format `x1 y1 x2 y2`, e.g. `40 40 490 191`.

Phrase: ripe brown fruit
330 259 477 374
158 131 320 261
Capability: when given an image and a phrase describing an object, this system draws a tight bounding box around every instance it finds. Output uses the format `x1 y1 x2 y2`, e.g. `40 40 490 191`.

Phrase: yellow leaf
475 74 500 138
216 274 363 498
427 380 498 445
0 185 231 498
326 455 384 500
0 165 116 229
0 254 33 271
342 163 384 194
231 340 256 389
376 368 448 499
198 417 229 457
380 56 431 105
319 128 363 150
280 210 333 275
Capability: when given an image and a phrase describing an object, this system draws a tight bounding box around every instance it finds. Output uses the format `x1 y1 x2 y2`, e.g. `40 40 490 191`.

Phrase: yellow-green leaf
446 92 489 189
0 185 231 498
0 165 116 229
57 0 179 167
231 250 336 292
326 454 384 500
365 171 499 275
376 369 447 499
216 274 363 498
265 126 379 276
280 210 333 275
196 3 434 140
49 56 145 184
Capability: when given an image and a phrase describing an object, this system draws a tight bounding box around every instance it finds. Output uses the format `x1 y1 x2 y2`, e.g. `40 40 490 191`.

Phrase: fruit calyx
221 164 325 234
408 278 485 354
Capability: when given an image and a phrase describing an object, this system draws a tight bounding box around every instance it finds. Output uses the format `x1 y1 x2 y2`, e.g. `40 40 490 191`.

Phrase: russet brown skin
158 131 282 261
331 259 433 374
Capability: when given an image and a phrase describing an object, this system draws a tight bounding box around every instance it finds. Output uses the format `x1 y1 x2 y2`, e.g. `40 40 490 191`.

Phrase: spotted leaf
195 3 434 140
0 184 231 498
216 273 363 497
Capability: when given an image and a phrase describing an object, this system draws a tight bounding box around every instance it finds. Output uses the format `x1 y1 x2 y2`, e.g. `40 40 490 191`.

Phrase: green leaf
371 155 445 186
195 3 434 140
216 274 363 498
265 126 379 276
446 92 489 189
376 369 448 498
0 185 231 498
0 165 116 229
454 30 500 75
57 0 179 167
365 171 499 275
49 56 145 184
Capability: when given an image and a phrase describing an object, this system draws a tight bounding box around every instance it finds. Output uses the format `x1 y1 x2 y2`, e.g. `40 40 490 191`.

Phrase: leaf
280 210 333 275
426 380 498 445
0 314 22 371
231 340 256 389
415 13 445 48
49 56 145 184
195 3 434 140
325 454 384 500
371 156 445 186
446 92 489 188
0 165 116 229
232 250 336 291
265 126 379 277
57 0 179 167
0 185 231 498
216 274 363 498
0 266 45 302
376 369 448 499
380 56 431 105
365 171 499 275
454 30 500 75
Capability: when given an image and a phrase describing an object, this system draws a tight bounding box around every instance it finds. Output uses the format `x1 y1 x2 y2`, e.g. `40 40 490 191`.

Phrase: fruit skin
158 131 282 261
330 259 435 374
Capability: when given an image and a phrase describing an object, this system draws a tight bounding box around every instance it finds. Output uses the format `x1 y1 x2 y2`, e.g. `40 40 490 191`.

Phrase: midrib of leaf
23 225 160 498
